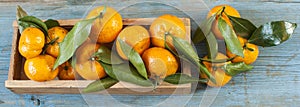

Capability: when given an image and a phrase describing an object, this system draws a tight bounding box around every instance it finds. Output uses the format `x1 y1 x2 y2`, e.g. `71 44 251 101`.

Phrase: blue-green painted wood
0 0 300 106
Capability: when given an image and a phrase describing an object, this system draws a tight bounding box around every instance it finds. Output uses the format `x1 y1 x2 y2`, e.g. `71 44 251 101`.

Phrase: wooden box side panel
8 26 25 80
5 80 190 94
7 18 192 94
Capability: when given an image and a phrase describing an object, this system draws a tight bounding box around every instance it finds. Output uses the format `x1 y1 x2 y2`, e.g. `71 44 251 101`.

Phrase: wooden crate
5 18 191 94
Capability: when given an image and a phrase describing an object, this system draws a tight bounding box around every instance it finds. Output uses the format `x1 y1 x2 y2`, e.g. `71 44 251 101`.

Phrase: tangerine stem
220 6 226 14
200 56 236 63
41 37 59 55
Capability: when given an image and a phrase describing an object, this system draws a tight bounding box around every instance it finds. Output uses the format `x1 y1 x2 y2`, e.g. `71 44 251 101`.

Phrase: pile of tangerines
18 6 187 84
17 4 295 92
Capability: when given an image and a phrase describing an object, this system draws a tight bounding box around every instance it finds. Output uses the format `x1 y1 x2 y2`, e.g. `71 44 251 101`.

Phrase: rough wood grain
0 0 299 106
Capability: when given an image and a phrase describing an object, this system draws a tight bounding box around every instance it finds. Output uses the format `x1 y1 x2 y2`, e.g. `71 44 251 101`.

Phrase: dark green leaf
205 32 218 59
18 21 44 34
82 77 119 93
218 17 244 57
99 63 116 79
248 21 297 47
170 36 216 84
192 15 215 44
93 46 123 64
228 15 257 39
100 62 153 87
223 62 254 76
164 73 207 84
118 39 148 79
53 17 97 70
192 27 205 43
18 16 48 36
16 5 28 20
44 19 60 29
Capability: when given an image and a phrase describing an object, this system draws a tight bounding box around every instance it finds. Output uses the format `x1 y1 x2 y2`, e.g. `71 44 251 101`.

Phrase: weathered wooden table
1 0 299 106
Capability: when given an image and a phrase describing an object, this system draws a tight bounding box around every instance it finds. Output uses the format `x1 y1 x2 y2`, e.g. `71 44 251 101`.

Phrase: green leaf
192 27 205 43
192 15 215 44
70 57 76 69
228 15 257 39
93 46 123 64
192 15 218 59
82 77 119 93
218 17 244 57
248 21 297 47
200 57 235 63
44 19 60 29
118 39 148 79
164 73 207 84
170 36 216 84
53 17 97 70
172 36 199 64
223 62 254 76
100 62 153 86
205 32 218 59
16 5 28 20
18 21 44 34
199 63 216 84
18 16 48 35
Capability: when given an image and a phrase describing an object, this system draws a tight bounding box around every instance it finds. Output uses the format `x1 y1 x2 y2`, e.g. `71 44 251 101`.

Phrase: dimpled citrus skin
150 14 186 49
207 5 240 39
18 27 45 59
46 27 68 57
24 55 59 82
86 6 123 43
201 53 232 87
75 40 106 80
58 62 75 80
75 61 106 80
142 47 178 78
116 25 150 60
207 4 240 19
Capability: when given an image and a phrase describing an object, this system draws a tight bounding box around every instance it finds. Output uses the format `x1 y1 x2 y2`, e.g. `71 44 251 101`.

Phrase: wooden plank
5 80 190 94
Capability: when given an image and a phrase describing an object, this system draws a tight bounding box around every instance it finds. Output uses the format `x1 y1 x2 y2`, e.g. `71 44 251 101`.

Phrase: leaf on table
164 73 207 84
218 17 244 57
223 62 253 77
100 62 153 86
16 5 28 20
118 39 148 79
93 45 123 64
82 77 119 93
248 21 297 47
228 15 257 39
53 17 97 70
44 19 60 29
